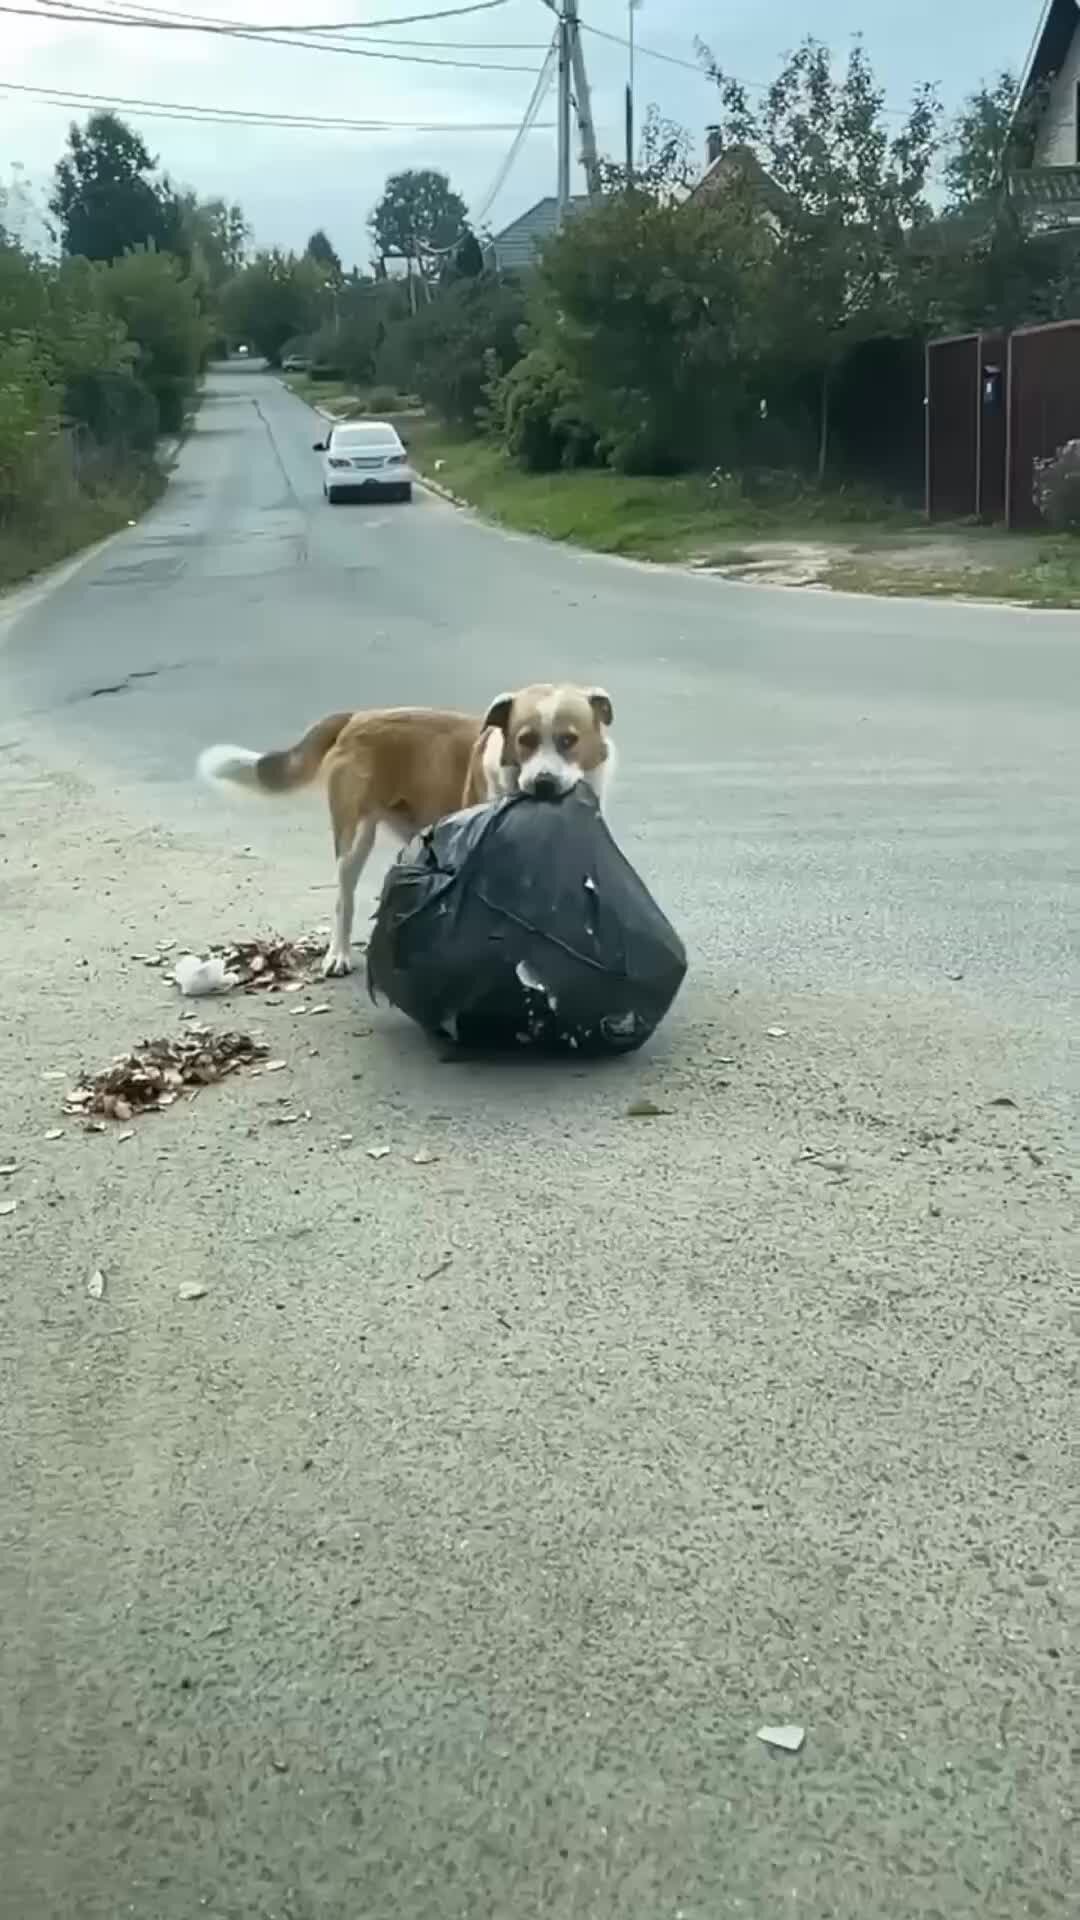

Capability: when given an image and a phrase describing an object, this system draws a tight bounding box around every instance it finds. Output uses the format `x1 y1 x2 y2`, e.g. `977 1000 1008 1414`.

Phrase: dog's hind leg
323 765 376 978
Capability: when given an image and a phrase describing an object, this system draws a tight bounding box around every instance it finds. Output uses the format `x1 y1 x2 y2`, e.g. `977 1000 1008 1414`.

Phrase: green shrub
499 348 599 473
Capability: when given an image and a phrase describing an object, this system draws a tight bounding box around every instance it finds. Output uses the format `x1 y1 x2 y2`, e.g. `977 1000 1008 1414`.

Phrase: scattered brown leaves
212 936 327 992
64 1030 268 1122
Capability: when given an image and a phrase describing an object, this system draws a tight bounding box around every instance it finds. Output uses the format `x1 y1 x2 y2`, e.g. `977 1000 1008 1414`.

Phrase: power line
473 35 557 225
0 77 553 132
49 0 543 46
44 0 545 49
0 2 536 67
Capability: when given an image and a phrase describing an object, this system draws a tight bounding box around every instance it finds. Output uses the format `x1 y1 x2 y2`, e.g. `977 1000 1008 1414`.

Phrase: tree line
4 35 1078 588
242 43 1077 498
0 112 247 583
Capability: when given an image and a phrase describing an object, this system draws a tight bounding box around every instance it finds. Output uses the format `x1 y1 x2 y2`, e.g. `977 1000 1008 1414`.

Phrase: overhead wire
0 76 552 133
0 1 537 68
43 0 545 49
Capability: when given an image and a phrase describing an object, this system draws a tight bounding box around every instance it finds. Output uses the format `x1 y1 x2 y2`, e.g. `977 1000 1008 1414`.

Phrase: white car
313 420 414 504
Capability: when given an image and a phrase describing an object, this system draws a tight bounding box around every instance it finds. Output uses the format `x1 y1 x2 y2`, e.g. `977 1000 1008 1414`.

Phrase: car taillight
328 457 350 468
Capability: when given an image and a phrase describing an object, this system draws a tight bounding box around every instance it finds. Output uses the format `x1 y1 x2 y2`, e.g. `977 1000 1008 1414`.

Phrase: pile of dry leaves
65 1030 268 1123
213 935 327 991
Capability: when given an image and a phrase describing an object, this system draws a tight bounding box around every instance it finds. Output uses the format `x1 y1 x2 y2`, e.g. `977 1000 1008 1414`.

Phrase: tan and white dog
198 684 615 978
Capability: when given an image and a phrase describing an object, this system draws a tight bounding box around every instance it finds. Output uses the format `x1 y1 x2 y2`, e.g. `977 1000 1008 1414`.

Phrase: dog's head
482 684 614 800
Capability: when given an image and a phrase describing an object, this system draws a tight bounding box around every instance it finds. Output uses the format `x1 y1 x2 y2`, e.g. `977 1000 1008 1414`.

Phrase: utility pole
566 0 602 198
556 4 571 220
545 0 600 217
627 0 642 181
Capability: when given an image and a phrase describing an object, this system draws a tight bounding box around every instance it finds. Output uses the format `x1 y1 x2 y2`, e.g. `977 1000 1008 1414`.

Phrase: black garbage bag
367 785 687 1055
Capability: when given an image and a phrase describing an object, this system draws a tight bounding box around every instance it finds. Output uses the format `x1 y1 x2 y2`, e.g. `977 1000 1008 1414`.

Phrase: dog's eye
518 729 540 752
555 732 578 753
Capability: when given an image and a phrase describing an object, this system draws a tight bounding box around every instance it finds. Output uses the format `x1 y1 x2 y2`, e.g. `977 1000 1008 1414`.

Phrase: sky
1 0 1047 263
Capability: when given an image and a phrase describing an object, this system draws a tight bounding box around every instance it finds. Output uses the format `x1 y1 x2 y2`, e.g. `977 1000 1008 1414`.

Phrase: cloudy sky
3 0 1042 264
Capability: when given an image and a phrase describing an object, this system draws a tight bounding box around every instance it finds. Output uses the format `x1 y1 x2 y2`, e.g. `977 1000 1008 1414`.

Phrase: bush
99 248 208 432
499 348 599 472
363 385 405 415
377 273 527 430
65 366 159 453
533 193 768 474
1033 439 1080 531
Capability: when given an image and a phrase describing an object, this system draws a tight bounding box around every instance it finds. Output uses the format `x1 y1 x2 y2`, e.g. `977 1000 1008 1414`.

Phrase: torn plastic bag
367 785 687 1055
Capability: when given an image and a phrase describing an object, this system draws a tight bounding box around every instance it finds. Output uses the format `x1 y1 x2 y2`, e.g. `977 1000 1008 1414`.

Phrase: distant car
313 420 414 504
282 354 309 372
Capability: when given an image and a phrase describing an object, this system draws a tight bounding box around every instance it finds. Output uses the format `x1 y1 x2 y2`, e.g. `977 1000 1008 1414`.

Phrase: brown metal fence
926 330 1007 522
1006 319 1080 529
926 334 979 519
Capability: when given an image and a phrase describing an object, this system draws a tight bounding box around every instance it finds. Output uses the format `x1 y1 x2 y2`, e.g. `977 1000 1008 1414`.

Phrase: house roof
688 143 791 218
487 195 590 269
1016 0 1080 102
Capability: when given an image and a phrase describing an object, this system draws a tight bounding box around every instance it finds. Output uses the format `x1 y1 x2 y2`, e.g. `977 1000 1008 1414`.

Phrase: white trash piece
173 954 237 997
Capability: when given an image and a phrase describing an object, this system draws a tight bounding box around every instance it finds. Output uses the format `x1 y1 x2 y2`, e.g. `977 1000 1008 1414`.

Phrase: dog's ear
483 692 514 733
587 688 614 728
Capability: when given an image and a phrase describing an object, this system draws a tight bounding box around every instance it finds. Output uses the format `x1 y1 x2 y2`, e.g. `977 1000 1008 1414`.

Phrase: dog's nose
530 773 561 801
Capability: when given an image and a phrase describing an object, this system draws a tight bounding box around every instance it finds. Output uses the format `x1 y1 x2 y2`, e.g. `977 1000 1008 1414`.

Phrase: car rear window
332 427 399 450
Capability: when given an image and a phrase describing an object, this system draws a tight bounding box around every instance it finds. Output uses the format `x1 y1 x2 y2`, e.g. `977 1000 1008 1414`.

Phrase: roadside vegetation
261 43 1080 603
0 120 244 590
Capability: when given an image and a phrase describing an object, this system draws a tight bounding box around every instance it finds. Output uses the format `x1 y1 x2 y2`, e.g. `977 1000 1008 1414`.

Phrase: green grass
280 372 417 418
0 464 165 593
406 424 1080 606
406 422 926 556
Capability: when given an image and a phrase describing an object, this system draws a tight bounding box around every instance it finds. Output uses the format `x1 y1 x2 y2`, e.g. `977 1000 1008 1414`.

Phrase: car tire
399 483 413 503
326 487 340 505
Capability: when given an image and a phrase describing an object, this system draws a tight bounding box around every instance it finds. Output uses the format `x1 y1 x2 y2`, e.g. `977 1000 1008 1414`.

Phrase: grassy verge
0 463 166 594
822 545 1080 608
405 422 919 557
280 372 417 418
405 422 1080 607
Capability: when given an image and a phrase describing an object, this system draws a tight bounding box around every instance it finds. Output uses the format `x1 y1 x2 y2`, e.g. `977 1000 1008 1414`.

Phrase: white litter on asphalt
87 1269 106 1299
174 954 237 997
757 1724 805 1752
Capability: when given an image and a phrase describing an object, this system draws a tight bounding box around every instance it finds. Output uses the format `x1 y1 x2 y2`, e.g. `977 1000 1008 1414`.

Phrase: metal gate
1006 318 1080 529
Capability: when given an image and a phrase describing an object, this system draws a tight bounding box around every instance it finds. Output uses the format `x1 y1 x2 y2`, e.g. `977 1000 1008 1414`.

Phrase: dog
198 685 615 979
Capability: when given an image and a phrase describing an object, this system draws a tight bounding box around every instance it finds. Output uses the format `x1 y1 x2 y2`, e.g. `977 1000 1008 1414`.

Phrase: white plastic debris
87 1269 106 1299
174 954 237 998
178 1282 208 1300
757 1724 805 1752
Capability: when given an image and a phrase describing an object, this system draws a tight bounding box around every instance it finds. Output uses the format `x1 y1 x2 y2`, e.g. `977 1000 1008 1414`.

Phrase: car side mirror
312 440 326 452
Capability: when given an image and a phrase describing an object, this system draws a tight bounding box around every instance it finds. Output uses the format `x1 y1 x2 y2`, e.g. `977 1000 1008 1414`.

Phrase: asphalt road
0 365 1076 1919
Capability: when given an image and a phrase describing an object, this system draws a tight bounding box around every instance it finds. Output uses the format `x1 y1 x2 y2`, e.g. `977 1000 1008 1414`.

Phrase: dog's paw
321 948 353 979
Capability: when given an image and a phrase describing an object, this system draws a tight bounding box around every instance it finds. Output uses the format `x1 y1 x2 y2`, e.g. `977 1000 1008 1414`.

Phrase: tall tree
49 112 182 262
305 228 343 281
181 195 250 287
370 169 468 294
699 37 941 480
534 190 769 472
944 72 1020 210
220 249 323 363
99 247 211 431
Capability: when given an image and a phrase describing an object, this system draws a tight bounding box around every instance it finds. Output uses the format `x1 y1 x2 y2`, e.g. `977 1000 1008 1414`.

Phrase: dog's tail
197 712 353 796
